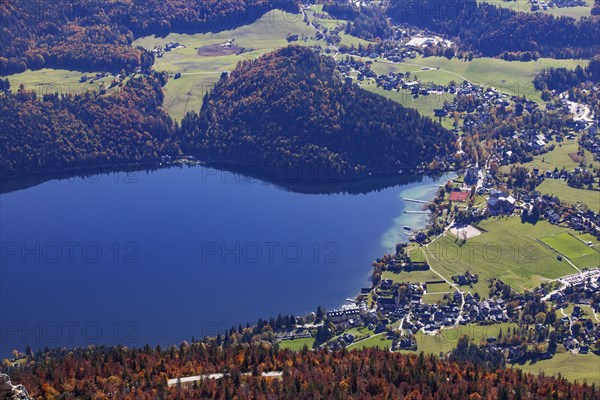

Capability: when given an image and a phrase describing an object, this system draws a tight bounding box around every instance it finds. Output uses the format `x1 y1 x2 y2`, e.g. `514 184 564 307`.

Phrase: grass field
426 282 454 293
381 269 443 284
399 323 599 385
278 337 315 351
513 349 600 386
422 293 448 304
537 179 600 211
479 0 594 18
541 232 600 269
514 140 600 172
423 217 580 296
362 85 457 129
368 56 588 104
133 9 322 120
541 232 597 259
347 333 393 350
6 68 118 95
400 323 519 356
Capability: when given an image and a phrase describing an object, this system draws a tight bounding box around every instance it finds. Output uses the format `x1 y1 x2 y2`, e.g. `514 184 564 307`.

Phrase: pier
403 198 433 204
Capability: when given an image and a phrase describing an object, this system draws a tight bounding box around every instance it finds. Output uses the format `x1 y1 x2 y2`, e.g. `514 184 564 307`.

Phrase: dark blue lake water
0 166 450 357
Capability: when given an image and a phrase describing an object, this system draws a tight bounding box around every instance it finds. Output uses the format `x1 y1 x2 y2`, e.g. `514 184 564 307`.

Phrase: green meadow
347 333 393 350
133 9 322 120
362 85 457 129
423 217 580 296
5 68 118 95
515 140 600 172
537 179 600 211
479 0 594 19
513 348 600 386
400 323 519 356
278 337 315 351
381 269 444 284
368 56 588 104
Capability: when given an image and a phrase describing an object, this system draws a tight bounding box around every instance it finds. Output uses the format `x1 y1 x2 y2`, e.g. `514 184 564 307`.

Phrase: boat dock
403 198 433 204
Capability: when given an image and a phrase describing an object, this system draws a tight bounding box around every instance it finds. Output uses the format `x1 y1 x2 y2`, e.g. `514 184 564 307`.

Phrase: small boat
403 225 412 231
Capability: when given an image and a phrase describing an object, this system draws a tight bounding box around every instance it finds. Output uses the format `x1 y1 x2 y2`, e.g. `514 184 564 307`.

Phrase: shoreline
0 158 456 196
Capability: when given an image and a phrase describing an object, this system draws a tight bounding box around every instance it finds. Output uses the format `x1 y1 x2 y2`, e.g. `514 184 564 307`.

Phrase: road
168 371 283 386
301 6 339 57
422 235 466 326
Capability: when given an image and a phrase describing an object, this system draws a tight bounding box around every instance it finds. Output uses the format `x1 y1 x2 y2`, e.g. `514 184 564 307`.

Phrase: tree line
387 0 600 59
3 337 598 399
1 46 456 185
0 72 177 176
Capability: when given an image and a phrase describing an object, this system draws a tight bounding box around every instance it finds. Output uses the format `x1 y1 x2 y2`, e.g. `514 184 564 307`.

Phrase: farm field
368 56 588 104
423 217 580 296
479 0 594 19
537 179 600 210
133 9 322 121
426 282 454 293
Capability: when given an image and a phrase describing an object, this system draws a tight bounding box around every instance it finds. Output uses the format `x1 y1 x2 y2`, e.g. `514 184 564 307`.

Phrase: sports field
541 232 599 269
541 232 597 259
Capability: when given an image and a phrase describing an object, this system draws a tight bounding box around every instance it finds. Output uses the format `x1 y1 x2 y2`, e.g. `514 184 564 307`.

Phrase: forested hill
387 0 600 59
0 73 177 178
179 46 456 180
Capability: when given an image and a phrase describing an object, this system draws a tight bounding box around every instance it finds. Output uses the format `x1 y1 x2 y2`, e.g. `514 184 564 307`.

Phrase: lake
0 165 451 357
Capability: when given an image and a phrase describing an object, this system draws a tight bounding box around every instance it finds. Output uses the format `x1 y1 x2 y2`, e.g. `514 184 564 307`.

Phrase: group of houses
529 0 586 11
